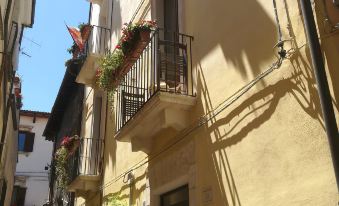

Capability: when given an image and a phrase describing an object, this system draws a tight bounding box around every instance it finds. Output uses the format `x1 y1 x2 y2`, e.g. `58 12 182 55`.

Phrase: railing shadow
195 34 328 204
191 0 277 81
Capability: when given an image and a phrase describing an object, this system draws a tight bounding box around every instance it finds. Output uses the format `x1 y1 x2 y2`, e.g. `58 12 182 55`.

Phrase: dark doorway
160 185 189 206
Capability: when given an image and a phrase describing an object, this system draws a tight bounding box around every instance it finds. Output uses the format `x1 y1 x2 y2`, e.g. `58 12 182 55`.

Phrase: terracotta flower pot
14 88 20 96
139 30 151 42
112 30 152 88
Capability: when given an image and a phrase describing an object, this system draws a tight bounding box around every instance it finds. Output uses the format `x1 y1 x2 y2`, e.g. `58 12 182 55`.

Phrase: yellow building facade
63 0 339 205
0 0 35 205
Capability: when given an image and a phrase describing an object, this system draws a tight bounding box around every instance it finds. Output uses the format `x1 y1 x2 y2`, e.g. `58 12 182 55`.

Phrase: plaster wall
182 0 338 205
76 84 148 205
84 0 339 205
16 115 52 206
2 108 17 206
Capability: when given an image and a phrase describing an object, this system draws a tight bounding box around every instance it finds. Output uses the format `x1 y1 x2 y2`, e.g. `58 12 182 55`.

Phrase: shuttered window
11 186 26 206
18 131 35 152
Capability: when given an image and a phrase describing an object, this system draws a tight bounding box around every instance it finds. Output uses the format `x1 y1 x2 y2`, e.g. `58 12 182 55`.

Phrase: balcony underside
67 174 100 192
76 54 98 86
76 25 111 85
115 91 196 153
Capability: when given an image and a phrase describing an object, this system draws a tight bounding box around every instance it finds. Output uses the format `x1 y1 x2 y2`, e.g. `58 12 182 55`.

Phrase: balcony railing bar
68 138 103 183
115 28 194 132
82 25 111 58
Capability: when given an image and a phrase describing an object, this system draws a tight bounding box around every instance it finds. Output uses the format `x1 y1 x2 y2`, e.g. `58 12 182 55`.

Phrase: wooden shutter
17 187 26 206
24 132 35 152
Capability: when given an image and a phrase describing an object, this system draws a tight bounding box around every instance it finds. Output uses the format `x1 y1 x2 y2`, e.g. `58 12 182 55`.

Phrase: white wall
16 115 53 206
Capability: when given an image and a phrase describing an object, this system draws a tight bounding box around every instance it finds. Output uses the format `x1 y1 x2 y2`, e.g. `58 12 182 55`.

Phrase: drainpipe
299 0 339 192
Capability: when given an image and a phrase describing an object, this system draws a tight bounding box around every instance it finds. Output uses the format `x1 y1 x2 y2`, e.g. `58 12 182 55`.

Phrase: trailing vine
54 135 81 189
95 20 157 96
104 194 127 206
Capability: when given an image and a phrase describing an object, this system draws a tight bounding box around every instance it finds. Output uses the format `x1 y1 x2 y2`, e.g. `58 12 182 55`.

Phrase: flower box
112 30 151 88
96 20 156 92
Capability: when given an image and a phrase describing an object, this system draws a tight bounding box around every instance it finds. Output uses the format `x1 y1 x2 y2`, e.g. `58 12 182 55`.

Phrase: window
164 0 178 33
161 185 189 206
18 131 35 152
11 186 26 206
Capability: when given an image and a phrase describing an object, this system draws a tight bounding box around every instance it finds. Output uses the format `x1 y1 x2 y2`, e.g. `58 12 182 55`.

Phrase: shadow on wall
196 49 323 205
111 0 122 41
191 0 278 79
103 111 118 178
102 107 147 204
101 170 147 206
193 2 328 202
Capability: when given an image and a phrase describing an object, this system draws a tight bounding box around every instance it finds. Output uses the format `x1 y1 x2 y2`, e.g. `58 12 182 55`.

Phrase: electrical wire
99 57 284 192
273 0 283 42
74 0 339 201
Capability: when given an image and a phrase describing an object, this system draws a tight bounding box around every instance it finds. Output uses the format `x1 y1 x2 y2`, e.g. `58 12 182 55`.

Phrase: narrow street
1 0 339 206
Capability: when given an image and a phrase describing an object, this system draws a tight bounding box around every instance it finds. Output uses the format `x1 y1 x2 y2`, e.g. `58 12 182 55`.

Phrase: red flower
115 45 121 49
61 136 71 147
96 69 102 77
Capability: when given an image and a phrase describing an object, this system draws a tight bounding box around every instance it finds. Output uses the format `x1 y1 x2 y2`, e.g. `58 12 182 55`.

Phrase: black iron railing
115 28 194 132
83 25 111 57
68 138 104 183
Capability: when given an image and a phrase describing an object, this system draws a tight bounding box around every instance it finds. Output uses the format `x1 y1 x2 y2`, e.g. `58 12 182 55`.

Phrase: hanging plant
67 22 91 59
55 146 69 188
15 93 23 109
96 50 124 91
54 135 81 189
95 20 157 93
118 20 157 55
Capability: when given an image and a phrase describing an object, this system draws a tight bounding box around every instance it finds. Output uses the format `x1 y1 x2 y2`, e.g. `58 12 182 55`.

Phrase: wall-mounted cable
98 56 285 192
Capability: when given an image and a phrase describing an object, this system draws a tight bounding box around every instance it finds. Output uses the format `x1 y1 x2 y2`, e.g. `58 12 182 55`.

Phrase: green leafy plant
55 146 69 188
54 136 80 189
67 22 90 55
105 194 127 206
15 93 23 109
67 44 78 54
96 50 124 91
117 20 157 55
95 20 157 111
96 20 157 93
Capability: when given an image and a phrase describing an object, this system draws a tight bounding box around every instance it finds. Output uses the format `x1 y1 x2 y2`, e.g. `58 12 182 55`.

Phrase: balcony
115 29 196 153
67 138 103 193
76 25 111 85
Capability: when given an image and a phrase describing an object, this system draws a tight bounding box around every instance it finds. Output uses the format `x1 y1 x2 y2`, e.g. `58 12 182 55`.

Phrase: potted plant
67 43 79 59
67 22 91 59
15 93 23 109
95 20 157 96
60 135 80 155
54 135 81 188
96 50 124 91
117 20 156 56
55 146 69 188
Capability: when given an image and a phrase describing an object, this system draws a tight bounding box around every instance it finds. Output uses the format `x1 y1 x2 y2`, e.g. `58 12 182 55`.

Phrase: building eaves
42 59 83 141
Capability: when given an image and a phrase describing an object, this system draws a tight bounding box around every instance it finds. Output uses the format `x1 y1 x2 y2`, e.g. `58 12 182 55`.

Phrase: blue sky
18 0 90 112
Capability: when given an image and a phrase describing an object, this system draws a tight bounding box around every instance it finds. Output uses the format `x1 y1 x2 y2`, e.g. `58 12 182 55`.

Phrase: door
160 185 189 206
159 0 187 92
